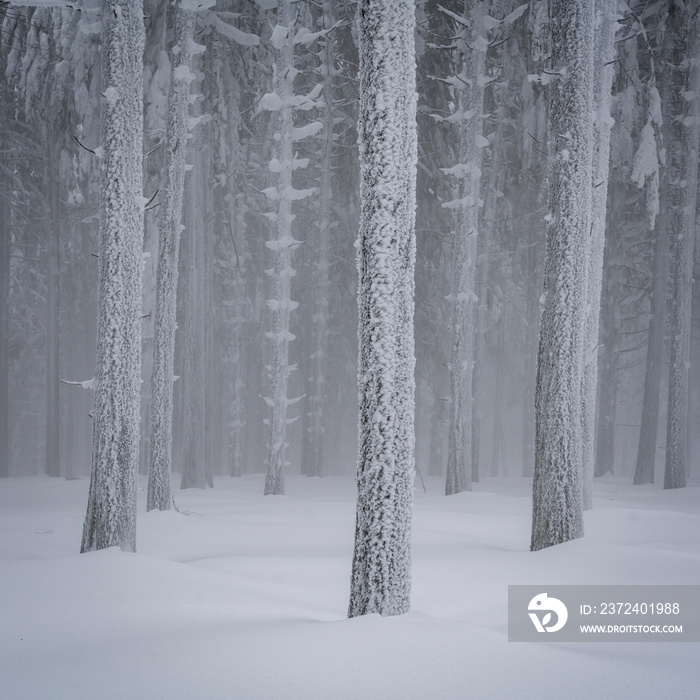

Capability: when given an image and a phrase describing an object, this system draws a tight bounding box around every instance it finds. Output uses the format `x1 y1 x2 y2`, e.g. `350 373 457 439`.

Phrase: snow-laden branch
201 10 259 46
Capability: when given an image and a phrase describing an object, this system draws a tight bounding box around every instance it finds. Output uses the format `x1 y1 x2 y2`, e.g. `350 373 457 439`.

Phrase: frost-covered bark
147 1 196 511
444 2 489 496
531 0 594 551
348 0 417 618
81 0 145 553
665 4 700 490
581 0 616 510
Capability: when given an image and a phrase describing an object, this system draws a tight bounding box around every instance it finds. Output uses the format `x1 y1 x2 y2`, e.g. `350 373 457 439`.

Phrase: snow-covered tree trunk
262 0 318 495
263 1 297 495
348 0 417 618
81 0 145 553
664 4 700 490
444 1 489 496
147 1 195 511
306 0 336 479
581 0 616 510
632 11 675 486
530 0 594 551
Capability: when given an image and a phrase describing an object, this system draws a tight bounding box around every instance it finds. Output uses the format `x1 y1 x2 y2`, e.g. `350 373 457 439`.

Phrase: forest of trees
1 0 699 608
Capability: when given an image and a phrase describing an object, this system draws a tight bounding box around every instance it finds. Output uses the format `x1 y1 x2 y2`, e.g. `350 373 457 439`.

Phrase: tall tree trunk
633 210 670 484
263 0 304 495
81 0 145 553
581 0 617 509
595 200 621 477
531 0 594 551
306 0 336 479
665 2 700 490
445 1 489 496
348 0 417 618
180 149 208 490
0 162 8 478
45 131 60 477
148 1 196 509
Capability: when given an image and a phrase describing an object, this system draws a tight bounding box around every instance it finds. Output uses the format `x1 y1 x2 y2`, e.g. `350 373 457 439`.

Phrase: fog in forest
2 0 697 490
2 0 700 696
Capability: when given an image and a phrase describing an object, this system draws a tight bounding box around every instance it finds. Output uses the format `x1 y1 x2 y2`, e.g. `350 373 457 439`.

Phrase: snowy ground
1 473 699 700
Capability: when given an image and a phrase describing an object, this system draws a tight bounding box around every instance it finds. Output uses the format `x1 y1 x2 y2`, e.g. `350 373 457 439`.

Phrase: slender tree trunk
581 0 616 509
148 1 196 509
428 363 445 476
264 0 298 495
531 0 594 551
306 2 336 478
665 4 700 489
0 164 8 478
633 209 670 484
81 0 145 553
180 149 208 490
45 132 61 477
445 1 488 496
348 0 417 618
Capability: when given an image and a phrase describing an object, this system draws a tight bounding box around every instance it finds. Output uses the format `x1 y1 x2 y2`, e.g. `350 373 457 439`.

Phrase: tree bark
664 3 700 490
348 0 417 618
148 1 195 509
531 0 594 551
81 0 145 553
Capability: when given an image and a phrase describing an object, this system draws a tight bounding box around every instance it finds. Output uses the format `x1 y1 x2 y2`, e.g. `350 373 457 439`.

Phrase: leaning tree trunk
531 0 594 551
348 0 417 618
81 0 145 554
147 1 195 510
581 0 616 510
665 4 700 490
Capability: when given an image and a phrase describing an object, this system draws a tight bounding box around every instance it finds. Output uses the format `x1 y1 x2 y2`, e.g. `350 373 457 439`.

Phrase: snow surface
1 474 698 699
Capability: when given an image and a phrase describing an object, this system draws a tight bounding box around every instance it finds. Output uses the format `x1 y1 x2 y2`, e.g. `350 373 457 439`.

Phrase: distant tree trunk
595 204 621 477
633 210 670 484
490 306 505 477
81 0 145 554
45 131 60 477
180 156 208 490
263 0 303 495
0 163 8 478
581 0 616 510
348 0 417 618
665 4 699 490
305 1 336 479
531 0 594 551
428 363 446 476
147 1 195 510
445 1 488 496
